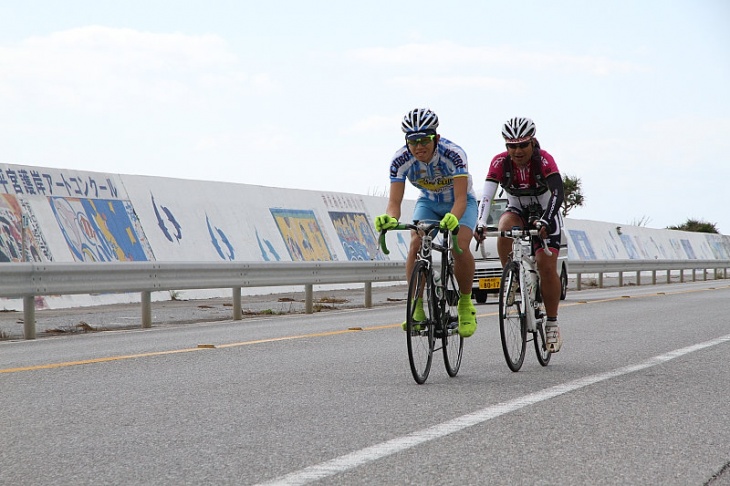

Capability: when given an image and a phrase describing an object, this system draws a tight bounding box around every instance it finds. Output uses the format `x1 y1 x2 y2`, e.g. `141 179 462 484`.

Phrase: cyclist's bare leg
453 225 475 293
497 212 524 266
536 247 562 351
402 230 426 330
405 230 421 285
535 249 560 318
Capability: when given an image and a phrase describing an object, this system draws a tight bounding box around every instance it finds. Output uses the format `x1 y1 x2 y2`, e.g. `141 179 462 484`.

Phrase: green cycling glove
440 212 459 232
375 214 398 232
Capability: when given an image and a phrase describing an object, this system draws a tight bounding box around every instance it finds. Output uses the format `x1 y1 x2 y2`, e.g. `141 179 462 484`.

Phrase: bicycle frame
415 223 455 313
510 229 544 333
380 221 462 319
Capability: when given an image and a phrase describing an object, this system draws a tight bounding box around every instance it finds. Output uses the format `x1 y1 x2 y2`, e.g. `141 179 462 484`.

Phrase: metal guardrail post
618 272 624 287
305 284 313 314
233 287 242 320
576 273 582 290
364 282 372 308
23 295 36 340
141 291 152 328
598 273 604 288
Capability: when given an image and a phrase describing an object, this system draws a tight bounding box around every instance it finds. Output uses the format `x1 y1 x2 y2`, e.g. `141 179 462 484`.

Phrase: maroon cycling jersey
477 147 564 248
486 149 559 192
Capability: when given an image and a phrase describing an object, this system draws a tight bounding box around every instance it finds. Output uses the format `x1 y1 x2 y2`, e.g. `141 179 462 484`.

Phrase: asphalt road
2 279 730 485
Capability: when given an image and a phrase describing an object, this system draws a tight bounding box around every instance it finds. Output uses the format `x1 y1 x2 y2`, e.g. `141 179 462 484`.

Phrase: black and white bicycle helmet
401 108 439 133
502 117 536 142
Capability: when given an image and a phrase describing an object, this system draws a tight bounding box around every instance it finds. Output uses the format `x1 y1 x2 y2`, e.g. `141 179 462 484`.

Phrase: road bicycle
379 221 464 384
485 227 553 372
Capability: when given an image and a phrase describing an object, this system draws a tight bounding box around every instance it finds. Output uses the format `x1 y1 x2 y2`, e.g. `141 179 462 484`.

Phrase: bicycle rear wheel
406 261 434 384
499 261 526 372
441 270 463 377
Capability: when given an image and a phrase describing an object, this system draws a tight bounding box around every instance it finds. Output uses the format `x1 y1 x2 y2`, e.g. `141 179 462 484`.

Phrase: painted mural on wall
49 196 154 262
320 192 384 261
270 208 333 261
206 214 235 261
329 211 385 261
0 194 52 262
151 192 183 244
255 229 282 262
567 229 597 260
707 234 730 259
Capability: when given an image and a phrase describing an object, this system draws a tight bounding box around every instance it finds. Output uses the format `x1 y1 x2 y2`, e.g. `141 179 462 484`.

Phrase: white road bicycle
486 228 553 372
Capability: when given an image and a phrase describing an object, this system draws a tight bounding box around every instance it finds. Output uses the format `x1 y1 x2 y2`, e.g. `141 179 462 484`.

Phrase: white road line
256 333 730 486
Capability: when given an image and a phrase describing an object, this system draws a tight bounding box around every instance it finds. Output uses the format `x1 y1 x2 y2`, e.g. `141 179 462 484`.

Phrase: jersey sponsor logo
390 152 411 178
442 148 465 169
416 176 453 192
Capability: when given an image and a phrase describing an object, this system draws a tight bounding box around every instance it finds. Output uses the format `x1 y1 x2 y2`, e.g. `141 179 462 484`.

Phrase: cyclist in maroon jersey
474 117 565 352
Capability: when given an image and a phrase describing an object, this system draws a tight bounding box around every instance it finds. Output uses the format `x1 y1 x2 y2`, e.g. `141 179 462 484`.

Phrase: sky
1 1 729 233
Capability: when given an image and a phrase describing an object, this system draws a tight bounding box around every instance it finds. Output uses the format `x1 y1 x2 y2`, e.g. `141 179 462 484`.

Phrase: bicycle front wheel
499 261 526 372
441 270 463 377
406 260 434 384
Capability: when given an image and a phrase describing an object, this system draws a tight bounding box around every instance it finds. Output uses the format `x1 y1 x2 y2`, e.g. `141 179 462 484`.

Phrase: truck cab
471 198 569 304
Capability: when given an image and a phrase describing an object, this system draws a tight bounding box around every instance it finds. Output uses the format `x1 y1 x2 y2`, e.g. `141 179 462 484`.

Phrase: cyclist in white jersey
374 108 478 338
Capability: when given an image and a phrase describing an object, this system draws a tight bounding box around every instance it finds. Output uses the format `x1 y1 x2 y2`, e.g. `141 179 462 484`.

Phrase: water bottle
433 270 443 299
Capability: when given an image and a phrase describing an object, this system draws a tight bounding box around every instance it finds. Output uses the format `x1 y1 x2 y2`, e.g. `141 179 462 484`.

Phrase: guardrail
0 261 406 339
569 259 730 290
1 259 728 340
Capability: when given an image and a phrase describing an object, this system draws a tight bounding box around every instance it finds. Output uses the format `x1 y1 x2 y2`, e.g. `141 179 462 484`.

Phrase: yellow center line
0 347 201 374
2 284 726 374
0 328 372 374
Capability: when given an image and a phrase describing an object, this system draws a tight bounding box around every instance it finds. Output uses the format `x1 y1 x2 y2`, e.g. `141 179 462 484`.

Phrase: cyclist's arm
385 181 406 221
449 175 469 221
539 173 564 229
476 179 500 228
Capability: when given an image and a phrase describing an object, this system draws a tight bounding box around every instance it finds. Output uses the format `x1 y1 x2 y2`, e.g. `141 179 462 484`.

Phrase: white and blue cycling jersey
389 137 477 203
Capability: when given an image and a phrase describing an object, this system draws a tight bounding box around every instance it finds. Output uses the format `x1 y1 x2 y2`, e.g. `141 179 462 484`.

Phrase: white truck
471 198 569 304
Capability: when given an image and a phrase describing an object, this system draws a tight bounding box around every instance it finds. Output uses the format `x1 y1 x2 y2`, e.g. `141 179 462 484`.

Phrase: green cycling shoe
402 298 426 331
457 294 477 337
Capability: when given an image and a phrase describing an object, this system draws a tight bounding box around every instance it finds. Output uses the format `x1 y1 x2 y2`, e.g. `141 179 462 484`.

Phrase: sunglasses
506 140 531 149
407 134 436 146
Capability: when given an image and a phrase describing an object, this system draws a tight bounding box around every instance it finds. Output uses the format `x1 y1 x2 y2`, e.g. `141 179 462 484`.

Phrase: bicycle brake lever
378 230 390 255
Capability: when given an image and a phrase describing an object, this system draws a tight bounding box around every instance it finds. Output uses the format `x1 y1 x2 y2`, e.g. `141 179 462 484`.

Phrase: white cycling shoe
545 322 562 353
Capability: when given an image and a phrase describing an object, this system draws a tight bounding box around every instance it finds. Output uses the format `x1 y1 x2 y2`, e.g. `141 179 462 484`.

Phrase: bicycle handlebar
378 222 463 256
482 228 553 257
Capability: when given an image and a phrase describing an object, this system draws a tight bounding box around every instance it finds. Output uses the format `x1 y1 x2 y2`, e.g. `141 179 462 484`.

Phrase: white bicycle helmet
401 108 439 133
502 117 536 142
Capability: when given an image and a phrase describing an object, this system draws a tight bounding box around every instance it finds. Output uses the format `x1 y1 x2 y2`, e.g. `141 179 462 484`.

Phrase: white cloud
0 26 272 111
349 41 644 76
389 75 523 94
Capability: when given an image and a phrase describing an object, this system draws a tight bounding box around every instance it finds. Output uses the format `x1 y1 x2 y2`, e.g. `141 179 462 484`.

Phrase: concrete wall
2 163 729 309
